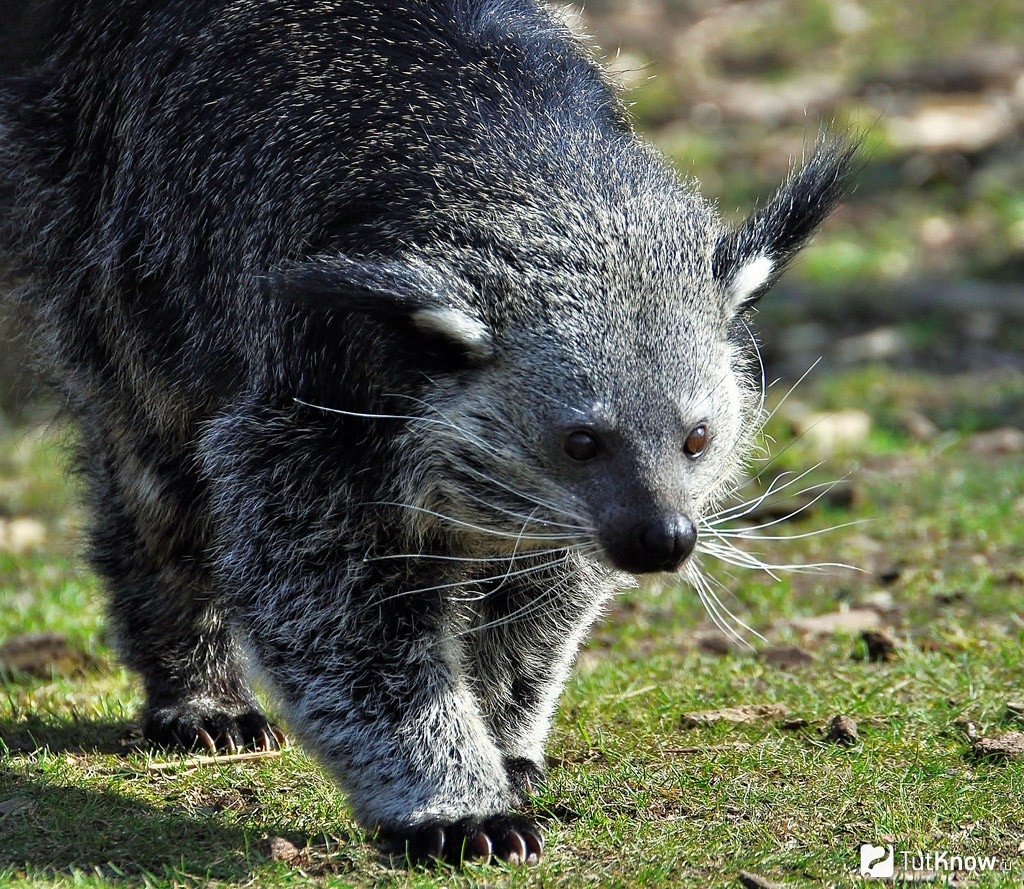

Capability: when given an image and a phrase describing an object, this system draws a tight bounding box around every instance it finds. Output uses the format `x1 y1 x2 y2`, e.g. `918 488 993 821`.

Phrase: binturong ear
266 255 494 366
713 135 860 314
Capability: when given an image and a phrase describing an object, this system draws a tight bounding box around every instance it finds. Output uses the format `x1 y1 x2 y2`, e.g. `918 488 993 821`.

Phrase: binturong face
270 138 856 578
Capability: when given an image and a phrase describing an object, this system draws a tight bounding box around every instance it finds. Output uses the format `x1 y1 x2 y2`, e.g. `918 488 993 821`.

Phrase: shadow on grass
0 712 133 755
0 715 320 884
0 766 271 883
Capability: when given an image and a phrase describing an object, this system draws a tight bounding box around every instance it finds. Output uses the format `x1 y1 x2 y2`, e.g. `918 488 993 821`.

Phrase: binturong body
0 0 855 864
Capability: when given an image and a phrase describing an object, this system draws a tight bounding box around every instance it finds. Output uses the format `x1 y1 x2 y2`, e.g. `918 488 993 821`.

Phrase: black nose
606 514 697 574
635 515 697 572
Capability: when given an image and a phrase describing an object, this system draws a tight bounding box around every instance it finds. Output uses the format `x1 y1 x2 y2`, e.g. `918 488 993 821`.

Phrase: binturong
0 0 856 866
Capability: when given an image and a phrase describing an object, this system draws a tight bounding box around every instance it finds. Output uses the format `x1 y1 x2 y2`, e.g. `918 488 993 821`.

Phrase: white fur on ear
411 307 494 361
726 253 775 311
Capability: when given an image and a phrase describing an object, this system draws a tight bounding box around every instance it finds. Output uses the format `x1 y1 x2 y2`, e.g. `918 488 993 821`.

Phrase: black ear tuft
714 134 860 312
265 255 494 365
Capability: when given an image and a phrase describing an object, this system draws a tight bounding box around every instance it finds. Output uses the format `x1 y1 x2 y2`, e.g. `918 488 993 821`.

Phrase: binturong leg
199 406 543 864
464 554 616 802
83 423 278 752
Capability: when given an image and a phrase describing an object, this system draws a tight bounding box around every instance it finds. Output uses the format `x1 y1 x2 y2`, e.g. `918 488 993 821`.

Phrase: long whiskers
365 548 577 609
455 544 603 638
685 562 765 650
686 356 860 645
367 500 583 543
706 462 829 525
364 544 575 565
295 396 591 537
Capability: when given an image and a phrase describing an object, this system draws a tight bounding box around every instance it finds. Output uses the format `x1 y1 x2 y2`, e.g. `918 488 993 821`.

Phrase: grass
2 368 1024 888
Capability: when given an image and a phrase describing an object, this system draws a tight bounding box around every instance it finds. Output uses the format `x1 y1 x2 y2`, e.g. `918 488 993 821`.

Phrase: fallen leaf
258 835 302 862
860 630 899 662
695 631 746 656
760 645 815 668
971 730 1024 759
965 427 1024 455
788 608 881 636
0 796 36 819
738 869 784 889
680 704 789 729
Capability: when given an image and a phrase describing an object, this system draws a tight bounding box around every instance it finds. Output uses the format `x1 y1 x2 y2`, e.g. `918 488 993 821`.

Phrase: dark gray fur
0 0 855 864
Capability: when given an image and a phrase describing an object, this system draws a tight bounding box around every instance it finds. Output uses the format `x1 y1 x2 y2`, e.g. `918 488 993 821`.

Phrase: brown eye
683 424 709 459
564 429 601 462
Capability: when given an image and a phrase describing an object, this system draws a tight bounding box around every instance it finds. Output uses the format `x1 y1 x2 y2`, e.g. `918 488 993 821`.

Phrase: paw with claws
382 814 544 866
144 705 286 754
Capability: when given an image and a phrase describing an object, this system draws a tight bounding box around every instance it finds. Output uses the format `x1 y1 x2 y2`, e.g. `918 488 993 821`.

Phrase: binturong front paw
144 703 286 754
381 814 544 866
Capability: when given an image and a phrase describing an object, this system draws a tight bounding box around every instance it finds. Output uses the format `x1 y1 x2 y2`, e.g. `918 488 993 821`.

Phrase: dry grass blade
146 750 282 772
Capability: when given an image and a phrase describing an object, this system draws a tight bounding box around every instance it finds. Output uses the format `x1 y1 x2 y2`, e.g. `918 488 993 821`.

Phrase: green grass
2 368 1024 887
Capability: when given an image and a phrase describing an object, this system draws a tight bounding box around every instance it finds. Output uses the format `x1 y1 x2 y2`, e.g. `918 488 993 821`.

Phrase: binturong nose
608 514 697 574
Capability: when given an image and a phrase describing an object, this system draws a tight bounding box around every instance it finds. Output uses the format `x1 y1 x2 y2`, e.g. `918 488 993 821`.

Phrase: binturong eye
563 429 602 462
683 424 709 459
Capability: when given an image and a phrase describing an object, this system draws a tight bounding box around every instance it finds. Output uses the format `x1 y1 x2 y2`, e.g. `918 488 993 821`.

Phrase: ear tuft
714 133 860 312
265 254 494 366
410 307 494 363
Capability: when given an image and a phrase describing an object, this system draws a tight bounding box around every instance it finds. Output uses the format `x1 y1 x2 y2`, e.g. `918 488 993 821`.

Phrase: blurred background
554 0 1024 434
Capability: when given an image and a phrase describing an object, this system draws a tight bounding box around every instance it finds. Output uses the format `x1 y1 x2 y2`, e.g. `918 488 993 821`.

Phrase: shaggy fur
0 0 855 864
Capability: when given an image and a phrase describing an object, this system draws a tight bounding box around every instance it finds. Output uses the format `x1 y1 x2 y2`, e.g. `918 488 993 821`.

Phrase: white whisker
364 544 575 565
366 551 575 610
707 463 827 524
454 550 597 638
367 500 582 543
689 564 765 648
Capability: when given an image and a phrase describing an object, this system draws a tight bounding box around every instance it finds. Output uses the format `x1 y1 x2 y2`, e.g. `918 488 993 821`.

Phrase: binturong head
269 136 858 578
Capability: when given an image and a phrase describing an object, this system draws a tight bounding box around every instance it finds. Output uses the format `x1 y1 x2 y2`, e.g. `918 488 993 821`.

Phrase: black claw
497 828 528 864
399 824 446 863
428 826 446 861
144 705 279 754
522 826 543 864
382 814 542 867
463 828 493 861
488 815 543 866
